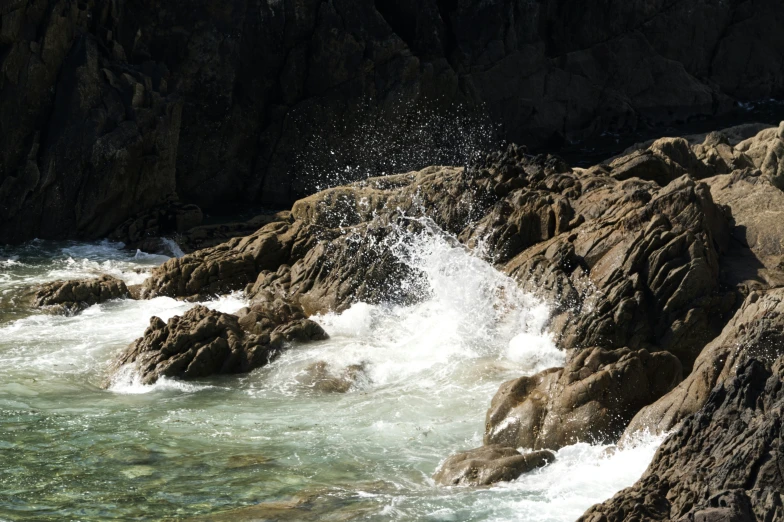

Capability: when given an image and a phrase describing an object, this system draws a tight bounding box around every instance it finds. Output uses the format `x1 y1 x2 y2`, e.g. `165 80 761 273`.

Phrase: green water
0 239 661 521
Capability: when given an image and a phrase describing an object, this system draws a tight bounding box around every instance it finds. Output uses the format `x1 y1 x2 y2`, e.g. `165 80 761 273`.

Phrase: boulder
33 275 131 315
109 301 326 385
485 347 681 451
433 446 555 487
579 357 784 522
624 288 784 438
736 122 784 190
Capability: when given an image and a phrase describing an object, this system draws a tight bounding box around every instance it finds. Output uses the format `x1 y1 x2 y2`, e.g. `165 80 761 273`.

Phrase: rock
109 300 326 385
140 219 316 300
484 347 681 451
235 298 328 345
177 212 291 254
706 168 784 292
32 275 131 315
433 446 555 487
298 362 368 393
736 122 784 190
504 173 732 371
624 288 784 439
5 1 784 244
579 357 784 522
109 200 203 253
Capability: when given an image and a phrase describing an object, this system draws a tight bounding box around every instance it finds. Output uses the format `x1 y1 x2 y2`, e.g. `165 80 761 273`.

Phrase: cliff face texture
3 0 784 244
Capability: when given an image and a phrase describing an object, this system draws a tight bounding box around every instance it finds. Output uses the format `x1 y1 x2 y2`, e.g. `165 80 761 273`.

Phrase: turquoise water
0 238 661 521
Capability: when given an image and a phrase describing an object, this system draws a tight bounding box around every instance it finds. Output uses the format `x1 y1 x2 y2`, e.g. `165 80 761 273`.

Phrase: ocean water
0 235 662 521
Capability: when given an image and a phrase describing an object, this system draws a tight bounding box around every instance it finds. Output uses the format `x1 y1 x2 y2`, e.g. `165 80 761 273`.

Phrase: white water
0 235 661 521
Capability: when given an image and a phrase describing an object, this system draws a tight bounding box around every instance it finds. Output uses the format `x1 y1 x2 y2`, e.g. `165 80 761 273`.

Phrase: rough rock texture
707 167 784 292
433 446 555 487
4 0 784 244
580 357 784 522
502 169 732 370
111 300 326 385
624 288 784 438
484 347 681 451
32 275 130 315
177 212 291 254
109 200 203 253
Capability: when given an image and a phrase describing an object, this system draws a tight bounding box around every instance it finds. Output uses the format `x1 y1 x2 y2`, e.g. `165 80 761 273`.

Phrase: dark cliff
2 0 784 243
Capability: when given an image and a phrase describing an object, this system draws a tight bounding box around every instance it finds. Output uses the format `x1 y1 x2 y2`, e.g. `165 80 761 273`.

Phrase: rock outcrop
624 288 784 439
4 0 784 244
33 275 131 315
580 357 784 522
110 301 327 385
485 347 681 451
433 446 555 487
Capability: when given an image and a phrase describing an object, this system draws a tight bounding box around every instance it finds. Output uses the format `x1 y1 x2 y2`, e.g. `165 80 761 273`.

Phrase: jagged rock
32 275 131 315
298 362 368 393
484 347 681 451
109 200 203 253
504 173 732 370
579 357 784 522
624 288 784 439
433 446 555 487
707 168 784 291
140 219 316 300
609 137 712 185
736 121 784 190
235 297 328 345
177 212 291 253
110 300 326 385
5 0 784 244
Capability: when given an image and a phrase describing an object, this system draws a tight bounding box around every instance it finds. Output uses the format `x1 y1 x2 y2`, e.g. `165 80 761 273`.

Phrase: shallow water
0 236 662 521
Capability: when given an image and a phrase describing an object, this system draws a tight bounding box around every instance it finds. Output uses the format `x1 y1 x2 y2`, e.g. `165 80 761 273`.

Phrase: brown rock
484 347 681 451
579 357 784 522
109 299 326 385
624 288 784 439
33 275 131 315
433 446 555 487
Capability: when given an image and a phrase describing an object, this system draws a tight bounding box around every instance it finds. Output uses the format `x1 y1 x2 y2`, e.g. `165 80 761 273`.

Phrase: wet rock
624 288 784 438
33 275 130 315
433 446 555 487
110 300 326 385
485 347 681 451
579 357 784 522
298 362 368 393
235 298 328 345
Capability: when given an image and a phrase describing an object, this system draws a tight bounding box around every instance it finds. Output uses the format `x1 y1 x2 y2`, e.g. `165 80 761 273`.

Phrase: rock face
33 275 131 315
433 446 555 487
109 201 204 253
624 288 784 439
4 0 784 244
580 357 784 522
485 347 681 451
111 301 327 385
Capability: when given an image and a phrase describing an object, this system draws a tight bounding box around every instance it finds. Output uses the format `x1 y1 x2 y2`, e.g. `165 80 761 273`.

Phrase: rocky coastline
21 120 784 520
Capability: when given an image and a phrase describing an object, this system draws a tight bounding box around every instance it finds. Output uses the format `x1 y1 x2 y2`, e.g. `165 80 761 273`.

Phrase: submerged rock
485 347 681 451
298 361 368 393
109 300 326 385
624 288 784 439
33 275 131 315
580 357 784 522
433 446 555 487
